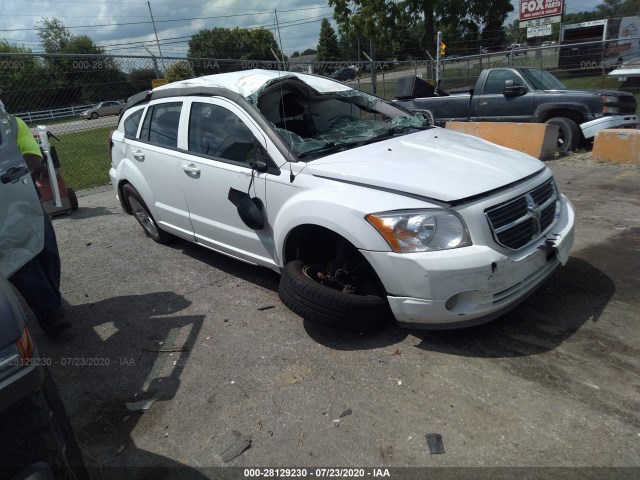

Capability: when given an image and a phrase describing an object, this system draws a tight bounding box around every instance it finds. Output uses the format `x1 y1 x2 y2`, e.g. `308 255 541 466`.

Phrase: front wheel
279 260 391 332
122 184 172 244
545 117 580 154
90 112 98 120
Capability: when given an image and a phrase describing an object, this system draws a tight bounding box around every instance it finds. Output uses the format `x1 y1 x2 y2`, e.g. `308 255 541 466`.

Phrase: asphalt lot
33 153 639 478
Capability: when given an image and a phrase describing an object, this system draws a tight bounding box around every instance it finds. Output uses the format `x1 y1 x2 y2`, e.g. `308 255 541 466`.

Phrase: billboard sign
520 15 561 28
527 24 552 38
520 0 563 22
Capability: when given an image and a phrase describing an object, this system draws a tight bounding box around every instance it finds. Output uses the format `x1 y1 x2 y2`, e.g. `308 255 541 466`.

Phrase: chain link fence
1 43 637 192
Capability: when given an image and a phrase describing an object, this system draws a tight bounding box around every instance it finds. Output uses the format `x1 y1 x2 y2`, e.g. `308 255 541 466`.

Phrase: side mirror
249 139 269 173
228 188 265 230
504 80 526 96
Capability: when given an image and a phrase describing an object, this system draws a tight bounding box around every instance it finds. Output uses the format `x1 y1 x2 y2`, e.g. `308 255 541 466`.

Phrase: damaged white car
109 69 575 330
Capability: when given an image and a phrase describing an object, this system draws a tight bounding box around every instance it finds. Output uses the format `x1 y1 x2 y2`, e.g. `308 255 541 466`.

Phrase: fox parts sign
519 0 563 21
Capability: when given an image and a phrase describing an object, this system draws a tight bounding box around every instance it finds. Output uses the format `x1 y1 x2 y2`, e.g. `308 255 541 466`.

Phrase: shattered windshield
256 85 431 159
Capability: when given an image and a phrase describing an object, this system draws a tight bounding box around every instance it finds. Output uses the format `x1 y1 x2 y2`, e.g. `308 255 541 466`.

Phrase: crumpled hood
305 127 545 203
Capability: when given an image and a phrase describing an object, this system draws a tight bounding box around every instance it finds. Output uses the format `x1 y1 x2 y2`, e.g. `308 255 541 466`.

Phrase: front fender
532 102 590 123
272 189 396 267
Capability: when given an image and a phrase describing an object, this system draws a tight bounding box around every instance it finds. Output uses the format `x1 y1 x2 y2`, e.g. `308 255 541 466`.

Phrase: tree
188 27 282 75
35 18 127 105
302 48 318 56
36 18 71 53
330 0 513 59
291 51 300 57
166 61 193 83
317 19 340 64
128 68 157 93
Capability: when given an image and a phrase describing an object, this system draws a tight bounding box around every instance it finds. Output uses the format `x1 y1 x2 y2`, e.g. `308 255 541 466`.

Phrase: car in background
507 44 528 56
81 100 123 119
109 69 574 332
0 102 88 479
331 67 357 81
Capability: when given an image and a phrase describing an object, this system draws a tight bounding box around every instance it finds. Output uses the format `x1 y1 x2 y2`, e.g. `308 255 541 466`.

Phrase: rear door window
123 108 144 137
139 102 182 148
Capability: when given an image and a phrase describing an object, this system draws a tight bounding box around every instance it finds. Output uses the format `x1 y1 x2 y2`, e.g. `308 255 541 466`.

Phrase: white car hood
305 128 545 203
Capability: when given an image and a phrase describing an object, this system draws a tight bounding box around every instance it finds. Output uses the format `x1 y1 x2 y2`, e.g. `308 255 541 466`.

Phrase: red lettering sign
519 0 563 21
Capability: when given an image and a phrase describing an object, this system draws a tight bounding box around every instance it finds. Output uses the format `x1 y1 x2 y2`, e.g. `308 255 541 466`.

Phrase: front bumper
361 195 575 328
581 115 639 139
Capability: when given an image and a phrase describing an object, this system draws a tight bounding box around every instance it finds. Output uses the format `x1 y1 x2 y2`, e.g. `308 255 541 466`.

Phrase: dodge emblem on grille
525 193 542 234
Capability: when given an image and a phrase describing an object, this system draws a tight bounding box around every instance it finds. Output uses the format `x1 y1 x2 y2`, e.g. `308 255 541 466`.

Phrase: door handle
132 150 145 161
479 100 488 105
182 164 201 174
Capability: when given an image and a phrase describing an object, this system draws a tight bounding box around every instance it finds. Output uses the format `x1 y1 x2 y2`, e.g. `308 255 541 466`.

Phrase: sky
0 0 605 58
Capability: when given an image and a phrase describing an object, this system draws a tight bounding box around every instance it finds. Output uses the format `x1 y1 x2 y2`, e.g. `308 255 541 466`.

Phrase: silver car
81 100 123 119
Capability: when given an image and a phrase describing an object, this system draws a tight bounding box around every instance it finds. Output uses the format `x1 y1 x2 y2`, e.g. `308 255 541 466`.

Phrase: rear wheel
122 184 172 244
545 117 580 154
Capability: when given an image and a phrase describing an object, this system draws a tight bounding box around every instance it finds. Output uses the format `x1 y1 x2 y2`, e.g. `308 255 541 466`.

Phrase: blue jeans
9 209 62 322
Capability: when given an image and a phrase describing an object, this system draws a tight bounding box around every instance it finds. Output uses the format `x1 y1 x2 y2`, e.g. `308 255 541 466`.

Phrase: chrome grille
485 179 559 249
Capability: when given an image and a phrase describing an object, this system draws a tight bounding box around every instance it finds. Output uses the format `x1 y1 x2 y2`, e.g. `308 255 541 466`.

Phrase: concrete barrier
445 122 559 160
592 129 640 164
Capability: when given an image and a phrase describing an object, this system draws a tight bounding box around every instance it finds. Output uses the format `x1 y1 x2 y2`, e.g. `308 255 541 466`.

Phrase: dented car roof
153 69 352 99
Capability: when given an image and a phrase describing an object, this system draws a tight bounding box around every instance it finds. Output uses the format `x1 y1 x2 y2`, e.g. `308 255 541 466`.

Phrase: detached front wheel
279 260 391 332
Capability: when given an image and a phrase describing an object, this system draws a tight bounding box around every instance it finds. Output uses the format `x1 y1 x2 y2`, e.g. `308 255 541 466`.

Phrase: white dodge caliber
109 69 575 331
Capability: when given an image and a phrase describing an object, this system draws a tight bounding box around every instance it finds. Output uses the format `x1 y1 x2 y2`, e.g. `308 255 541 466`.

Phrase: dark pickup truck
395 67 638 152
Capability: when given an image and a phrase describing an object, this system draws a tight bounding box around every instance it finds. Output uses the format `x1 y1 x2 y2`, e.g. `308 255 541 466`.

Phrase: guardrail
15 104 96 123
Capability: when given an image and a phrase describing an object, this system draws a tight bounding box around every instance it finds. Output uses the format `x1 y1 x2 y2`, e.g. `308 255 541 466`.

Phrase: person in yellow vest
2 101 70 338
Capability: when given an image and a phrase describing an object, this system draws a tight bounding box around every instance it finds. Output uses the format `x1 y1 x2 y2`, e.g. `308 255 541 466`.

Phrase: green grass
50 125 112 191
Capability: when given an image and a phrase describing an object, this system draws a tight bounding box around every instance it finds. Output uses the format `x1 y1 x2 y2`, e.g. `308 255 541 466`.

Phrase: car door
177 97 277 267
124 100 194 239
0 111 44 278
471 69 534 122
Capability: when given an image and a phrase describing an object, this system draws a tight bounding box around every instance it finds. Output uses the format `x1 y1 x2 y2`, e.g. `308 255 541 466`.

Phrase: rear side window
139 102 182 148
123 108 143 137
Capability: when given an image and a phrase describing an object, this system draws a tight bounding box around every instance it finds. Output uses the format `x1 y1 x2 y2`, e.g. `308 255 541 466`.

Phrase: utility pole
147 1 166 74
274 9 285 68
435 31 442 94
144 46 161 78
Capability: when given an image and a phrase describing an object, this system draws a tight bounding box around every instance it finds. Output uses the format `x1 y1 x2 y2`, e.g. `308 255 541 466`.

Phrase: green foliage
128 68 157 94
302 48 318 55
188 27 282 75
317 19 340 63
166 61 193 83
331 0 513 59
291 51 300 57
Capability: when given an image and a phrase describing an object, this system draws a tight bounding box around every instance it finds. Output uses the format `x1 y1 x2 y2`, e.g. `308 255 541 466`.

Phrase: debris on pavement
125 391 163 411
332 419 341 427
221 430 252 463
425 433 446 454
257 305 276 311
340 408 352 418
142 346 189 353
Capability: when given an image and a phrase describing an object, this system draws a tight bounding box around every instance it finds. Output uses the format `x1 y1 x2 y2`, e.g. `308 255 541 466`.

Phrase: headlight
601 94 620 114
366 209 471 253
